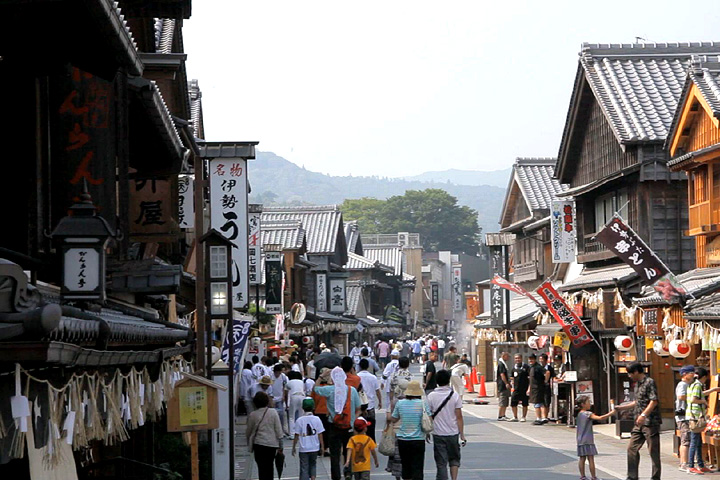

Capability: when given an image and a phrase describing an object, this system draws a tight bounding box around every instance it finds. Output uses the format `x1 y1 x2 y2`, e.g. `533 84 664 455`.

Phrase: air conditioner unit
398 232 409 247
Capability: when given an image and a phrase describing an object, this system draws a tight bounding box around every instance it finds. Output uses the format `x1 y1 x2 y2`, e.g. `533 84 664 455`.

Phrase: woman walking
388 380 430 480
247 391 284 480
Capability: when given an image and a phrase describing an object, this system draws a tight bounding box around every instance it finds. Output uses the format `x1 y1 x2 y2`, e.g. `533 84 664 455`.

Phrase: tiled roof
261 220 306 251
154 18 175 54
345 283 363 316
476 293 542 326
559 263 637 291
402 272 416 282
346 252 393 273
345 221 363 254
363 246 403 275
514 158 568 210
633 266 720 305
188 79 204 140
579 43 720 145
686 290 720 318
262 205 345 256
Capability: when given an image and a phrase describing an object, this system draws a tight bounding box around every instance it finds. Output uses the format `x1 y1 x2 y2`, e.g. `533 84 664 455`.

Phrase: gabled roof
188 79 204 140
262 205 347 257
345 282 363 317
345 221 363 255
557 42 720 180
633 266 720 305
362 246 403 276
261 220 306 252
346 252 393 273
500 158 568 228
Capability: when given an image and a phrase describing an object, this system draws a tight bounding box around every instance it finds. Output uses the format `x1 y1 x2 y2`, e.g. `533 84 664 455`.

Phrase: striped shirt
686 379 705 420
392 398 430 440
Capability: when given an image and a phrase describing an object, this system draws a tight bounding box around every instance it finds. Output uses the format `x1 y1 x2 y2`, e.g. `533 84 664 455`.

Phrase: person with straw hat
387 380 430 480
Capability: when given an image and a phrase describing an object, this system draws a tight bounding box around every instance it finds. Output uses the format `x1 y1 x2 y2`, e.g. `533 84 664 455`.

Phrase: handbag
378 425 396 456
421 402 434 434
248 407 269 452
358 390 370 406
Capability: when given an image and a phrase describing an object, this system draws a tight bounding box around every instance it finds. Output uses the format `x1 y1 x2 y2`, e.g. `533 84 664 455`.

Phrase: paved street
239 363 693 479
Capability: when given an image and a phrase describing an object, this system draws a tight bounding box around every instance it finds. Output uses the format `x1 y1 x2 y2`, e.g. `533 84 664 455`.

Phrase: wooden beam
671 84 720 157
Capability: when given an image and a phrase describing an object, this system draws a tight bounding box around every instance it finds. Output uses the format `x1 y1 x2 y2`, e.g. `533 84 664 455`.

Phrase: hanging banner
431 283 439 307
551 200 576 263
491 275 544 307
452 265 463 312
221 319 252 372
316 273 328 312
178 174 195 229
265 251 283 314
536 281 592 348
594 215 669 283
209 158 249 308
329 278 346 313
248 209 261 285
489 247 505 326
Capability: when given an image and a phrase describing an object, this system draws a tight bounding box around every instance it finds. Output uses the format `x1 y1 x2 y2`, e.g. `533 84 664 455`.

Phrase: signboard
550 200 576 263
220 319 252 372
536 281 592 348
707 235 720 266
63 248 100 297
209 158 249 308
489 247 505 326
595 215 669 283
179 386 208 426
316 273 328 312
248 210 261 285
129 177 178 240
643 308 658 336
452 266 463 312
553 332 571 351
329 278 346 313
265 251 282 314
431 284 439 307
491 275 543 307
178 175 194 229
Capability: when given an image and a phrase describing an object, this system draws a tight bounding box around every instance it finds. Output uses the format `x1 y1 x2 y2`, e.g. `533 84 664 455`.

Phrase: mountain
248 151 506 235
400 168 512 188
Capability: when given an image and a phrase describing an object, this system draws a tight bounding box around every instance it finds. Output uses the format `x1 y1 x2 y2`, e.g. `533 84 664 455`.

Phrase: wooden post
190 432 199 480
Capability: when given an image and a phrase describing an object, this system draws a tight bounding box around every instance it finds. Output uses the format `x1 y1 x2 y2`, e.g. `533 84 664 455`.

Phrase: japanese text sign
178 386 208 426
316 273 327 312
265 251 283 314
209 159 249 308
130 177 177 239
431 284 439 307
221 319 252 372
551 200 576 263
178 175 194 229
248 211 261 285
63 248 100 297
329 279 346 313
489 247 505 326
491 275 543 307
595 216 668 283
536 281 592 348
452 266 463 312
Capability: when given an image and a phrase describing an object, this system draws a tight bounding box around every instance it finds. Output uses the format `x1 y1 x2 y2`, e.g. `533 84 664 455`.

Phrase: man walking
428 370 466 480
271 363 290 436
527 354 546 425
510 354 530 422
539 353 555 422
676 365 694 472
616 362 661 480
360 347 380 375
438 337 446 358
443 345 459 369
496 352 511 421
424 351 438 393
357 358 381 441
377 339 390 368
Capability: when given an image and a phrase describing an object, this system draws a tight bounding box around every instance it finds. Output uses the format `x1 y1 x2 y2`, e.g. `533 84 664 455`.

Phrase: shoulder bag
248 407 269 452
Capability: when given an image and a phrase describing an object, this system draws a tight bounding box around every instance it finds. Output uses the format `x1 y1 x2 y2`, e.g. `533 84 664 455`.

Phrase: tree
342 189 480 254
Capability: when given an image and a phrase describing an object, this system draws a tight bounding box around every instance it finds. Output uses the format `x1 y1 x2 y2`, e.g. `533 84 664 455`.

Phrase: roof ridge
514 157 557 165
263 205 340 212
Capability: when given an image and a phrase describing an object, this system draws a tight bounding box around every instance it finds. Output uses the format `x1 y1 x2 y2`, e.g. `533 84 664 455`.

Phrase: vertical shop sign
265 251 282 314
316 273 327 312
452 265 463 312
329 279 346 313
209 158 249 308
248 210 261 285
489 247 505 326
178 175 195 229
551 200 576 263
431 283 439 307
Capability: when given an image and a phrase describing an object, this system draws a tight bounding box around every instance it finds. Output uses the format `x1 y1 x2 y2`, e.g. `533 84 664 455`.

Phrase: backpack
333 386 353 430
353 437 372 464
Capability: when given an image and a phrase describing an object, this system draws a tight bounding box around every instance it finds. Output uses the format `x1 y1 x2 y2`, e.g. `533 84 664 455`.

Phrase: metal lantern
653 340 670 357
669 339 691 358
51 183 117 302
614 335 634 351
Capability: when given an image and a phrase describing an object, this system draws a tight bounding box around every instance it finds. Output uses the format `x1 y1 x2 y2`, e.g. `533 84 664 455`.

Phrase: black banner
431 284 439 307
489 246 505 326
595 216 669 283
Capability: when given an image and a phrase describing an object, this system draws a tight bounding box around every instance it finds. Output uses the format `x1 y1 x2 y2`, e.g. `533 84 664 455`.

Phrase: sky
183 1 720 178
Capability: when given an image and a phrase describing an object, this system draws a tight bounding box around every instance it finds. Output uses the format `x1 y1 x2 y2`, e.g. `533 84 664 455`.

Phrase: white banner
316 273 327 312
329 278 346 313
209 159 249 308
248 211 261 285
452 265 463 312
178 174 194 229
551 200 576 263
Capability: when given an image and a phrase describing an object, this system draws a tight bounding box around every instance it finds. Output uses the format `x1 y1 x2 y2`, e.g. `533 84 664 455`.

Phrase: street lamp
50 182 117 302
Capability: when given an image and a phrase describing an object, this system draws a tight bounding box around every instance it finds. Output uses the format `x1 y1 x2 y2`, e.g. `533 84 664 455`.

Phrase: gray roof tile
188 79 204 140
261 220 306 251
345 221 362 254
345 283 362 316
346 252 393 272
633 266 720 305
362 246 403 275
559 263 637 291
262 205 344 255
154 18 175 54
514 158 568 211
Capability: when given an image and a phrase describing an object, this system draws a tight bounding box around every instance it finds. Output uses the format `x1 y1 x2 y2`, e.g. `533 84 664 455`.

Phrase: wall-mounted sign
489 247 505 326
452 266 463 312
248 211 261 285
265 251 282 314
431 284 439 307
130 177 178 240
329 278 346 313
316 273 327 312
551 200 576 263
209 158 249 308
178 174 194 229
63 248 100 297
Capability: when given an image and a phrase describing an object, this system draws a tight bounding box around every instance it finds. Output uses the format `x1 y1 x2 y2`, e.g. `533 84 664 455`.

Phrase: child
345 417 379 480
292 398 325 480
576 395 615 480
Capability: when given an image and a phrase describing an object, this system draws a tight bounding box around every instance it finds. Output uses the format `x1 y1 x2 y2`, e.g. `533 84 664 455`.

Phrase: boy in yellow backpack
345 417 378 480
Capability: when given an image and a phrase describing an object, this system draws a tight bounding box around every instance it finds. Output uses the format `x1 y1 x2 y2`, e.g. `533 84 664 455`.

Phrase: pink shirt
378 342 390 357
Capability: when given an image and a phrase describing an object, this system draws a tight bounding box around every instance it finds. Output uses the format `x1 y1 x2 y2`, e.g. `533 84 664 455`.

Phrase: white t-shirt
676 381 689 423
240 369 255 401
451 363 470 377
304 378 316 396
292 364 302 373
358 370 380 409
271 373 288 404
438 339 446 349
427 386 462 436
306 360 316 380
293 414 325 452
286 378 305 397
251 363 266 380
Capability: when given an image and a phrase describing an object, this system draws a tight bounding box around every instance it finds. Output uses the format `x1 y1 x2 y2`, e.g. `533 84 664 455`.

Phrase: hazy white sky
184 1 720 178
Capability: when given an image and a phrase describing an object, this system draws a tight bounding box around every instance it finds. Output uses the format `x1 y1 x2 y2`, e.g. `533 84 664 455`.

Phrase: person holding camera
685 366 720 474
675 365 695 472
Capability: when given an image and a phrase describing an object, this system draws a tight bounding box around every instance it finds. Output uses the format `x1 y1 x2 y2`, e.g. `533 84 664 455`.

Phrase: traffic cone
471 366 479 384
465 372 474 393
477 374 488 397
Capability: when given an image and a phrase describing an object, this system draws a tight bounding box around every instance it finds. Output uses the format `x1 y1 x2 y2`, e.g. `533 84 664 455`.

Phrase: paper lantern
211 346 221 364
669 339 691 359
614 335 634 351
653 340 670 357
251 337 261 348
302 336 313 344
527 336 540 350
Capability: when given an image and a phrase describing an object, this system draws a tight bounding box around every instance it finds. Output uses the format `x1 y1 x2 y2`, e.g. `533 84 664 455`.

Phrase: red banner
536 281 592 348
491 275 543 307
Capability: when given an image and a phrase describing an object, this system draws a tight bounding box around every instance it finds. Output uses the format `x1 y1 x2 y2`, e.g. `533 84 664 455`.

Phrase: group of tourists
495 351 555 424
243 347 465 480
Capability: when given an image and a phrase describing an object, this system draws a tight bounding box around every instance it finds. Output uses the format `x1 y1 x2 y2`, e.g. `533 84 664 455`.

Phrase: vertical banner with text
551 200 576 263
248 209 261 285
489 247 505 326
452 265 463 312
329 278 346 314
536 281 592 348
209 159 249 308
316 273 327 312
265 251 283 314
178 175 195 229
221 319 252 372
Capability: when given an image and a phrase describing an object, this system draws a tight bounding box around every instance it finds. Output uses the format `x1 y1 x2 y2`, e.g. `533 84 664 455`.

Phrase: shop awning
0 341 190 366
559 263 637 292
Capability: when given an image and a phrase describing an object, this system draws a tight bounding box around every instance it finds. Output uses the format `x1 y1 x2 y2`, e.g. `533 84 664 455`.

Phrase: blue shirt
392 398 430 440
313 385 362 424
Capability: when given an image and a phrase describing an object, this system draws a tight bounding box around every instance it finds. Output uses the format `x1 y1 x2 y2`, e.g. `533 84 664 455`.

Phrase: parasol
311 352 342 377
275 450 285 478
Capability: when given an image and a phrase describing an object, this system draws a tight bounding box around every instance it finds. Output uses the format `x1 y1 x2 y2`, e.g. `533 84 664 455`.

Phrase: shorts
543 387 552 407
353 471 370 480
533 403 544 409
679 420 691 447
433 434 461 468
498 389 510 407
511 393 529 407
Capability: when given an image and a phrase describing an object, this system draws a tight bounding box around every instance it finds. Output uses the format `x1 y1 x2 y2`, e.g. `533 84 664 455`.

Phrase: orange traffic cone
465 372 475 393
477 374 488 397
471 366 479 384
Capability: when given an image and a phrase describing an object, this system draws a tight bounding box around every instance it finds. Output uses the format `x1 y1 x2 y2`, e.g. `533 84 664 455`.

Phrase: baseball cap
680 365 696 375
354 417 371 430
302 398 315 411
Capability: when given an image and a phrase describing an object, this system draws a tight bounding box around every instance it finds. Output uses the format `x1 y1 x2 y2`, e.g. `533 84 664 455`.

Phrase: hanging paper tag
11 395 30 419
63 411 76 444
138 409 144 427
139 384 145 406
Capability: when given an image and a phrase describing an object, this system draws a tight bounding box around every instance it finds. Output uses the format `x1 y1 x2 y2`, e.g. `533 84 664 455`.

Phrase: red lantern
669 339 691 359
614 335 634 351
